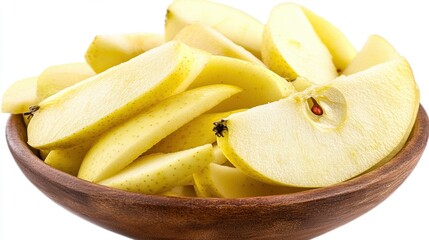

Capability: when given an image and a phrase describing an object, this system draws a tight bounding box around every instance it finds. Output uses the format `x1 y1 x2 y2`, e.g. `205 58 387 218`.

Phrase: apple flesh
217 58 419 187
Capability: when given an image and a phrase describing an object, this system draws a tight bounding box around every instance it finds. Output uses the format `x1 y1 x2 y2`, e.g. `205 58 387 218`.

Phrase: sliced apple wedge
27 41 210 149
193 163 303 198
165 0 263 58
78 84 241 182
302 6 356 72
212 143 229 165
174 23 263 65
2 76 38 114
148 109 245 154
99 144 213 194
37 62 95 100
217 58 419 188
188 56 295 112
44 142 93 176
160 185 197 197
261 3 337 84
85 33 164 73
342 35 401 75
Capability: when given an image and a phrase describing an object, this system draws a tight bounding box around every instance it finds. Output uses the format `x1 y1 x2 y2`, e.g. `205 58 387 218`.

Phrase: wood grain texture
5 105 429 240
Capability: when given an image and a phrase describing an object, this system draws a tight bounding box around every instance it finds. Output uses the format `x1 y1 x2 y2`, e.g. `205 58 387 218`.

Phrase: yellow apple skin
193 163 304 198
78 84 241 182
261 3 337 84
174 23 263 66
85 33 164 73
2 77 38 114
165 0 263 58
44 142 92 176
37 62 95 100
98 144 214 195
188 55 295 112
302 6 356 73
27 41 210 150
147 109 245 154
342 35 401 75
217 58 419 188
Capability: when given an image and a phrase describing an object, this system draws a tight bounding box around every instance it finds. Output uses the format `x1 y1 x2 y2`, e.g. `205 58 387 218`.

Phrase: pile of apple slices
2 0 420 198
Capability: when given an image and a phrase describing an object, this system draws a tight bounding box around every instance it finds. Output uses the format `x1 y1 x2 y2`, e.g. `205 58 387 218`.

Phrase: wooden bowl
5 105 429 240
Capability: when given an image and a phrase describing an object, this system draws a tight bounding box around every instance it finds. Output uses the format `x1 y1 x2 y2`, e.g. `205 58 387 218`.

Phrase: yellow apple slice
98 144 213 194
147 109 245 154
188 56 295 112
85 33 164 73
217 58 419 188
2 77 39 114
174 23 263 65
27 41 210 150
39 149 50 160
160 185 197 197
212 143 229 165
193 163 303 198
37 62 95 100
165 0 263 58
44 142 92 176
78 84 241 182
261 3 337 84
302 6 356 73
342 35 401 75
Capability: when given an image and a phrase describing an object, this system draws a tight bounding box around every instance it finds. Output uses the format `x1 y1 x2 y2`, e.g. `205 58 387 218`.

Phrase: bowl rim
6 105 429 207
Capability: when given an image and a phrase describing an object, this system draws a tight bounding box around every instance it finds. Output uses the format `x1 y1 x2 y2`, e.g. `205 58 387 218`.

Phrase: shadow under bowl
5 105 429 240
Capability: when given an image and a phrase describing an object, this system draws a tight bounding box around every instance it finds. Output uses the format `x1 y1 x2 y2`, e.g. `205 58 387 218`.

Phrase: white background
1 0 428 239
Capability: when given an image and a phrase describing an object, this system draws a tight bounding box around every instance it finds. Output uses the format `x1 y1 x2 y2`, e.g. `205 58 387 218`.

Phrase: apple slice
44 142 92 176
302 6 356 72
217 58 419 187
261 3 337 84
160 185 197 197
85 33 164 73
37 62 95 100
27 41 210 149
212 143 229 165
165 0 263 58
342 35 401 75
147 109 245 154
188 55 295 112
2 77 38 114
193 163 303 198
98 144 213 194
174 23 263 65
78 84 241 182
